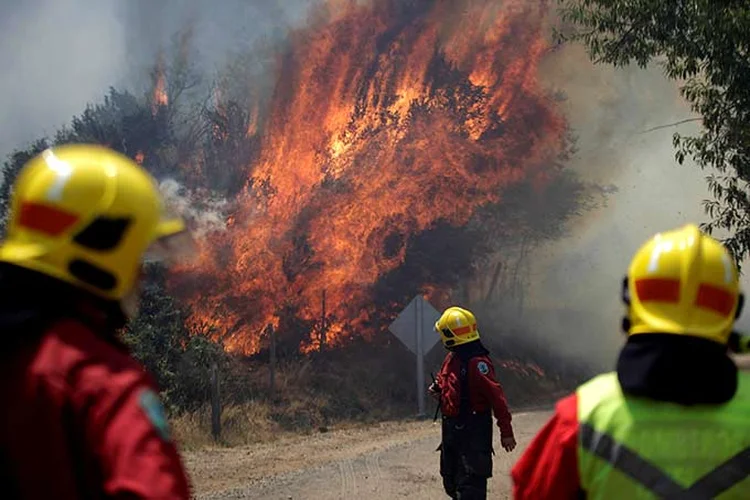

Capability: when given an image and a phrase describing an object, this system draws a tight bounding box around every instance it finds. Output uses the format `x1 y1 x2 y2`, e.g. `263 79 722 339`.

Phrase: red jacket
436 351 515 438
0 318 192 499
510 393 580 499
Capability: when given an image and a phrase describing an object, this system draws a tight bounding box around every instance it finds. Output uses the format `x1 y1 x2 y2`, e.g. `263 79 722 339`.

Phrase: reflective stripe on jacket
577 371 750 499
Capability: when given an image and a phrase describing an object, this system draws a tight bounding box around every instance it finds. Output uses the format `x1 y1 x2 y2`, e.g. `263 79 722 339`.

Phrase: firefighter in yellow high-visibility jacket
512 224 750 499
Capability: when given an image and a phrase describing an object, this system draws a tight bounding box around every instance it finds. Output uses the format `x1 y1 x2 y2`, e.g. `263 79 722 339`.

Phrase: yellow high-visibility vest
577 371 750 499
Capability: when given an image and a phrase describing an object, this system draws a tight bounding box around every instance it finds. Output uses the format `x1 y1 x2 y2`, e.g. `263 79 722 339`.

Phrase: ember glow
174 0 567 354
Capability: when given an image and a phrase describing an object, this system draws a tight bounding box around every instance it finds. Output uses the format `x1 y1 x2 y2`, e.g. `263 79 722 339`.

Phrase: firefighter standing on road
428 306 516 500
0 145 194 498
512 224 750 498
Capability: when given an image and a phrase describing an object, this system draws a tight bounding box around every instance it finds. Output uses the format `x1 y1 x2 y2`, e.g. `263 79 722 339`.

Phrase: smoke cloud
511 42 750 372
0 0 314 161
159 179 230 238
0 0 126 160
119 0 315 91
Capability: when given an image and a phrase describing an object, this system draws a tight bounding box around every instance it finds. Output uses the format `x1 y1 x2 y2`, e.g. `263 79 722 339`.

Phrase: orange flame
174 0 566 354
246 105 259 137
151 55 168 115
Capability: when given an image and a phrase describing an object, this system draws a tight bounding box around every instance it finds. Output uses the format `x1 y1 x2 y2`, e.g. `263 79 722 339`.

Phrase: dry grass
172 401 291 450
169 338 578 450
170 345 408 449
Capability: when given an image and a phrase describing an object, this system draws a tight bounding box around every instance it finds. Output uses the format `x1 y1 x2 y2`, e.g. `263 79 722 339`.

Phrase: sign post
389 295 441 416
210 361 221 440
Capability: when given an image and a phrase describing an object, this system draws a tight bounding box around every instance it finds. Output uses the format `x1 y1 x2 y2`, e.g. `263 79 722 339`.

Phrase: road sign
389 295 441 415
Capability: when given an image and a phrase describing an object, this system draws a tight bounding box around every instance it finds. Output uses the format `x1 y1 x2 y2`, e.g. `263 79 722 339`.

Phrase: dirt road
185 358 750 499
185 409 551 499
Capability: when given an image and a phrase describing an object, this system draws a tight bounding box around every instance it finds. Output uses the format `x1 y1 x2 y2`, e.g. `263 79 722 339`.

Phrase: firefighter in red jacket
0 144 194 498
511 224 750 499
428 306 517 499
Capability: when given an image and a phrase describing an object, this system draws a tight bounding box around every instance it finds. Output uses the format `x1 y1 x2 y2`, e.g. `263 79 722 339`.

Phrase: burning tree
171 0 579 355
0 0 595 413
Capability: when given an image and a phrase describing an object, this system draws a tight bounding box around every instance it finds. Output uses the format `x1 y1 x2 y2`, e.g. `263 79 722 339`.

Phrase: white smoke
159 178 230 238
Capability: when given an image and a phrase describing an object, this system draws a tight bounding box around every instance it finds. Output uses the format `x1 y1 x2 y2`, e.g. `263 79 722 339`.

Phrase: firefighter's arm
511 394 581 500
430 355 451 400
470 358 514 438
80 362 191 499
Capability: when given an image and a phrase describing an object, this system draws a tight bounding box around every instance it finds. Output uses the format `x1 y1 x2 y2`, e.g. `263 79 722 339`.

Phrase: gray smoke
510 42 750 372
118 0 315 95
0 0 314 162
0 0 126 160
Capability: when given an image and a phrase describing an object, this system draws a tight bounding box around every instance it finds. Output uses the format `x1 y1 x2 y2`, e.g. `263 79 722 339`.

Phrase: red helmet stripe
18 202 79 236
451 323 477 336
696 283 735 317
635 278 680 303
636 278 735 317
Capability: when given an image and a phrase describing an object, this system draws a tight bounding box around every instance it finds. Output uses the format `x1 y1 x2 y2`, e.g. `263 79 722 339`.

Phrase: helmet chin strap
621 316 631 335
735 293 745 319
621 275 631 335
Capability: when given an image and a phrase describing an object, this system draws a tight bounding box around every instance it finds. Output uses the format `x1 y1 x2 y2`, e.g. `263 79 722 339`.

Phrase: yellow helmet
623 224 743 344
0 144 191 302
435 306 480 348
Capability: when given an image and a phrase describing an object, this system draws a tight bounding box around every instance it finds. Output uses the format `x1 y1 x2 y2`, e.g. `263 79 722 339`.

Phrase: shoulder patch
139 389 171 441
476 361 489 375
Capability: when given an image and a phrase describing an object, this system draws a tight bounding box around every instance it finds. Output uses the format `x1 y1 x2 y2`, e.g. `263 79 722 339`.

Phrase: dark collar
450 340 490 361
0 264 126 352
617 334 738 406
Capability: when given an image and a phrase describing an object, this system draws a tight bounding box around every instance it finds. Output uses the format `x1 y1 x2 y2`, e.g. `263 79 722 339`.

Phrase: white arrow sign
389 295 442 415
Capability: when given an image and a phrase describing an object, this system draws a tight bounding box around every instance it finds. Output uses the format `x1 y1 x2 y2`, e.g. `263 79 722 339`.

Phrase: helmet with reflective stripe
435 306 480 348
0 144 193 303
624 224 742 344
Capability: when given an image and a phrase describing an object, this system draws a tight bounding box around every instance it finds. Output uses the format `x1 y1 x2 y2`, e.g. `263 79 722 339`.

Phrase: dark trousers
439 413 493 500
440 444 491 499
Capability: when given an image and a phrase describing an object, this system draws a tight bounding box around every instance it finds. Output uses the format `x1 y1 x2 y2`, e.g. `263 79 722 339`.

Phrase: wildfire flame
151 54 169 115
174 0 567 354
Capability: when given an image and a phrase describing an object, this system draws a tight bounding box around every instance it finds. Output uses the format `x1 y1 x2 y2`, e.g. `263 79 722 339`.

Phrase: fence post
210 361 221 441
269 324 276 399
320 289 327 351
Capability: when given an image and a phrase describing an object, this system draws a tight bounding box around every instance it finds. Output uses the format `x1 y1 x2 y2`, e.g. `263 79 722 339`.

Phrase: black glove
428 381 441 399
